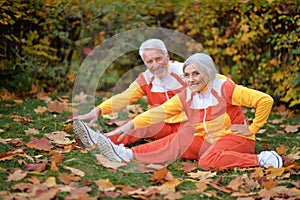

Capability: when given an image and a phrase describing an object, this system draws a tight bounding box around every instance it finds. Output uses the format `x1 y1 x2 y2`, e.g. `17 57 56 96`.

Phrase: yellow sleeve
97 81 145 114
232 85 274 134
132 95 183 129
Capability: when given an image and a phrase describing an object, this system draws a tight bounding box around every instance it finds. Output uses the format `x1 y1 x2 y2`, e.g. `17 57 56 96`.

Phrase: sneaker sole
97 134 123 163
73 120 96 148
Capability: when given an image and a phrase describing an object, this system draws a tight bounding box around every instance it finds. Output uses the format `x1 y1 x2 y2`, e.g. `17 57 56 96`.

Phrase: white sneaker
73 120 133 162
73 120 100 148
258 150 283 168
97 135 133 163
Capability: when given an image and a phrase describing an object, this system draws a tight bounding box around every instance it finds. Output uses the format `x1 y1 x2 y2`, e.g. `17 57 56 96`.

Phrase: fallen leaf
151 167 168 182
242 174 260 190
30 84 41 94
266 167 285 178
250 167 264 179
45 131 74 145
287 187 300 196
101 191 120 198
231 191 256 198
285 125 299 133
50 161 59 172
27 176 41 184
36 91 52 102
13 99 23 104
59 173 80 184
48 150 65 164
209 179 233 193
8 138 24 147
34 106 48 114
0 89 17 100
164 191 183 200
44 177 56 188
95 154 125 169
26 137 53 151
63 166 85 177
156 178 182 192
0 149 24 161
228 176 243 191
180 163 196 173
95 178 116 192
24 128 39 135
24 163 46 172
261 178 277 190
188 170 217 180
196 178 211 192
10 115 33 124
258 188 279 199
128 187 160 199
72 182 92 194
276 144 289 155
203 190 218 198
257 129 267 134
7 169 28 182
11 182 32 192
269 118 284 124
34 188 60 200
74 92 90 103
47 100 68 113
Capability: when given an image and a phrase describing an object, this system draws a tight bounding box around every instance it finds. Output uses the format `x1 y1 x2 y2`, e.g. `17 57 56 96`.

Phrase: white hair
183 53 218 81
139 39 168 59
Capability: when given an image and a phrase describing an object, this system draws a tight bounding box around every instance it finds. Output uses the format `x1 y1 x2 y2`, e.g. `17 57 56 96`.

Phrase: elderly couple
72 39 283 170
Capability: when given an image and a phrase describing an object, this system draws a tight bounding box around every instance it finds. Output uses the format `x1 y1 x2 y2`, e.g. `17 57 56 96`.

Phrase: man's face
142 49 169 79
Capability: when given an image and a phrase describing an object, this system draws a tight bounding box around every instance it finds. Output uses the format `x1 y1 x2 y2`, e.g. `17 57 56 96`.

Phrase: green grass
0 95 299 199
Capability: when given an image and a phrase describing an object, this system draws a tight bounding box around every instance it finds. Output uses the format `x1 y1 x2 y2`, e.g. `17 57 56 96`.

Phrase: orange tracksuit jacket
97 61 188 123
131 74 274 143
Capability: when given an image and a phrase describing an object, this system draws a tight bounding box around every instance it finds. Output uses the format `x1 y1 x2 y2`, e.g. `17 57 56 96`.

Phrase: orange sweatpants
132 125 259 170
109 121 181 146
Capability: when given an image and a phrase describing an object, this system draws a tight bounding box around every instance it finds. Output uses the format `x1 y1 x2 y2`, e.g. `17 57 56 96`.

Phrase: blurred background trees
0 0 299 108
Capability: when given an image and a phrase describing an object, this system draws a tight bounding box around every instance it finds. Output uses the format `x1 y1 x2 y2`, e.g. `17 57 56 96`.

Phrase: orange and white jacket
97 61 188 123
132 74 273 143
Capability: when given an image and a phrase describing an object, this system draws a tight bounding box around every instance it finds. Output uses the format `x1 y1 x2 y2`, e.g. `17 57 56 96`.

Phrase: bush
0 0 299 108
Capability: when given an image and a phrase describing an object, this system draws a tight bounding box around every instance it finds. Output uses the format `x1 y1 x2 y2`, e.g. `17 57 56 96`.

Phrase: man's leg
109 122 180 145
131 123 196 163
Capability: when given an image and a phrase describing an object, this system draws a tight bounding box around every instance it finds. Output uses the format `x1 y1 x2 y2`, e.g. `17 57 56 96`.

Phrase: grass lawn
0 93 299 200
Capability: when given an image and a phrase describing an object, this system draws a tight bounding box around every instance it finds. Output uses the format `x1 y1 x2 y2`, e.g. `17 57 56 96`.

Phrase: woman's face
184 64 210 93
142 49 169 79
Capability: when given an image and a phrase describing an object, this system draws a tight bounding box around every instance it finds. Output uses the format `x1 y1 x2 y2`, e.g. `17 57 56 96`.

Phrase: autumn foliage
0 0 299 108
0 89 299 199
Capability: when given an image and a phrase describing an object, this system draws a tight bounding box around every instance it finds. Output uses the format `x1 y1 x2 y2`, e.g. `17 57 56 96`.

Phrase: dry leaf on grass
7 169 28 182
95 154 125 169
26 137 53 151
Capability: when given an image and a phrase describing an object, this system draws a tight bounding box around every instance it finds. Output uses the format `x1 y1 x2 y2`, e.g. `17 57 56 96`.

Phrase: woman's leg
180 136 210 160
132 122 196 163
198 134 258 170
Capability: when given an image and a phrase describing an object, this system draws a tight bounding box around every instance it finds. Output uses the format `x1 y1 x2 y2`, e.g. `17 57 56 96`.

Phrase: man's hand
73 107 101 125
105 121 134 142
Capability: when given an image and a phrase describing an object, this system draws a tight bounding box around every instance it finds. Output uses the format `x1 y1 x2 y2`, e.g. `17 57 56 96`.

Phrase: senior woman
73 53 282 170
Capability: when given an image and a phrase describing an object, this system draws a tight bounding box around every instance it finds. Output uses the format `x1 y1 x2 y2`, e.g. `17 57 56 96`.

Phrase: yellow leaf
156 178 182 192
95 178 115 192
45 177 56 187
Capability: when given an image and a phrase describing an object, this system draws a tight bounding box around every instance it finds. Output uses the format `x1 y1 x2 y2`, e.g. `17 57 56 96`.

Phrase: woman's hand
105 121 134 142
73 107 101 125
228 121 253 136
